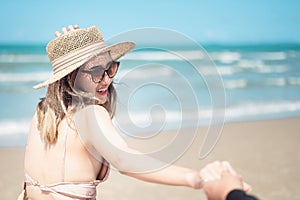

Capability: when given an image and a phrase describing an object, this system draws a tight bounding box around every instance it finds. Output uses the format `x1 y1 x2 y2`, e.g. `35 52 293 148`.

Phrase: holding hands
200 161 253 200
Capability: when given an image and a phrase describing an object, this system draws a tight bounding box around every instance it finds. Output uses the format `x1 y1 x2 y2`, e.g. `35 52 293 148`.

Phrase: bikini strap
61 120 69 182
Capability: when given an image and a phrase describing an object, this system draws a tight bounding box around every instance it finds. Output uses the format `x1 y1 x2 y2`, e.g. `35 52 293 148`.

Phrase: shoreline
1 117 299 199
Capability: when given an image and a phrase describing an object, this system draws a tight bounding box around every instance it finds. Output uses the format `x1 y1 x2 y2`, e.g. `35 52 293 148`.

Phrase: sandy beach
1 117 300 200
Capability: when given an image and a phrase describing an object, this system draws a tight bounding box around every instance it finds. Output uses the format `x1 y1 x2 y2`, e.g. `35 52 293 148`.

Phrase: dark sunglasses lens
107 62 119 77
92 68 105 83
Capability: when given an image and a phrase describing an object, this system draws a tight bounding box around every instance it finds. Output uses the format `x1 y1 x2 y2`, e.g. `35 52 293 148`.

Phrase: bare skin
203 171 244 200
24 25 251 199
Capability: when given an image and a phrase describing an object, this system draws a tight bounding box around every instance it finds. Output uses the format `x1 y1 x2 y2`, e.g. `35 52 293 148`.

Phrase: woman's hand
203 170 244 200
54 24 79 37
200 161 252 194
200 161 224 182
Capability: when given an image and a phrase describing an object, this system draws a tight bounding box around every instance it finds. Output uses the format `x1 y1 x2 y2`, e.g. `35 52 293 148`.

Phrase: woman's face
75 52 116 104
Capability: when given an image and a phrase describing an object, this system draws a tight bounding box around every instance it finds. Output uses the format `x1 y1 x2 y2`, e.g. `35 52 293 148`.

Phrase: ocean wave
197 61 289 76
265 78 286 86
256 65 288 73
265 77 300 87
223 77 300 89
195 66 239 76
210 51 241 64
118 65 240 78
237 59 289 73
223 79 247 89
0 53 48 63
1 101 300 142
124 50 243 64
288 77 300 86
238 59 265 69
226 101 300 120
116 67 174 80
117 66 240 81
109 49 292 69
124 50 206 61
287 50 300 58
115 100 300 128
250 51 287 61
0 119 30 136
0 72 51 83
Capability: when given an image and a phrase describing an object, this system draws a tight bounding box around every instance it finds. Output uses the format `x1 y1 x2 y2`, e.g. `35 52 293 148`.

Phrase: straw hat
33 26 135 89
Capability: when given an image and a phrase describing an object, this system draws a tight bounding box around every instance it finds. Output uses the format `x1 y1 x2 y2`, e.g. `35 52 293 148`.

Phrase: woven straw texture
47 26 103 62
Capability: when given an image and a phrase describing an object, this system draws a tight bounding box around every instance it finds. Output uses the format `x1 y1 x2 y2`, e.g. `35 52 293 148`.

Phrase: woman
21 25 249 199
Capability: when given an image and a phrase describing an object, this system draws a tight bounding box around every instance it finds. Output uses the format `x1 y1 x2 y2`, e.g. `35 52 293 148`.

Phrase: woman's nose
100 72 111 84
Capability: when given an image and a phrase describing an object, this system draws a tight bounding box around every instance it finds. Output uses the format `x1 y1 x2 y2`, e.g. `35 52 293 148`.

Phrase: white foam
237 59 289 74
116 101 300 128
238 59 265 69
254 52 287 61
225 101 300 120
1 101 300 139
197 66 238 76
210 51 241 64
263 77 300 87
128 110 182 128
288 77 300 86
224 79 247 89
196 67 218 76
0 54 48 63
0 119 30 136
124 50 205 61
0 72 51 83
116 67 173 80
287 50 300 58
256 65 288 74
265 78 286 86
216 67 239 75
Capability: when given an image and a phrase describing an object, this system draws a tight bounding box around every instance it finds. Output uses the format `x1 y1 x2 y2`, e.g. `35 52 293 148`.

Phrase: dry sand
1 117 300 199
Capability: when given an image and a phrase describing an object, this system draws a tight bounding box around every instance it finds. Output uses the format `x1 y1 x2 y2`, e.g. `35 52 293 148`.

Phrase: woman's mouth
97 88 108 96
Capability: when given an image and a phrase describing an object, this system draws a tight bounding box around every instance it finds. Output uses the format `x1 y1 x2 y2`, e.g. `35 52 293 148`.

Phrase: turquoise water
0 44 300 146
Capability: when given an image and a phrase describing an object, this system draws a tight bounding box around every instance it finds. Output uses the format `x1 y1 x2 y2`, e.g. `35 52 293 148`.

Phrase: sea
0 43 300 147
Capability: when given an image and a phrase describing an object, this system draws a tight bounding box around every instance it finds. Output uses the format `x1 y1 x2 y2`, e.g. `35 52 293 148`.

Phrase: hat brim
33 41 135 89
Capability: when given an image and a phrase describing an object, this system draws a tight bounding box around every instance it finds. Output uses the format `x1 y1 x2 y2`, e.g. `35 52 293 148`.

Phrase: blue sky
1 0 300 44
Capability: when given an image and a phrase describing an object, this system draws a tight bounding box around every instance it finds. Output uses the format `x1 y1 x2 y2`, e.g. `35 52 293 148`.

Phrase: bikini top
24 122 110 200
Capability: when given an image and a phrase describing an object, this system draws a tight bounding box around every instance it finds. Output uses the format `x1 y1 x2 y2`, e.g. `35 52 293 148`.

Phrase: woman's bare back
24 113 103 199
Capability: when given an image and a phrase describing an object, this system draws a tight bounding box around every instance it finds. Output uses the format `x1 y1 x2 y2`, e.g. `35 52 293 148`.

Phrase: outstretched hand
203 170 244 200
54 24 79 37
200 161 252 199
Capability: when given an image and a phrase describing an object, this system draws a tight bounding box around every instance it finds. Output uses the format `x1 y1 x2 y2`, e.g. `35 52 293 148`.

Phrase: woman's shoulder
29 112 38 128
73 105 112 129
72 105 113 151
74 105 109 118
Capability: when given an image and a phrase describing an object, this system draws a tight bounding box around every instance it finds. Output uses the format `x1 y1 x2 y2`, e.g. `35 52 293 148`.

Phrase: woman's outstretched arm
74 105 251 191
74 105 204 189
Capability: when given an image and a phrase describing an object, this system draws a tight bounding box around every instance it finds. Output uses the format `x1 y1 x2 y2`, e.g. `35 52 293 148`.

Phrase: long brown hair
36 68 117 143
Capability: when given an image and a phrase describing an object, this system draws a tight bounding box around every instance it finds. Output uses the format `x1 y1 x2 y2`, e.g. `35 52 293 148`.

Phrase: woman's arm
74 105 203 189
120 163 203 189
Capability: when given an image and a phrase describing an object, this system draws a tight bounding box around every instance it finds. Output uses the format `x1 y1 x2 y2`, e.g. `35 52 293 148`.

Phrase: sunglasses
80 61 120 83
